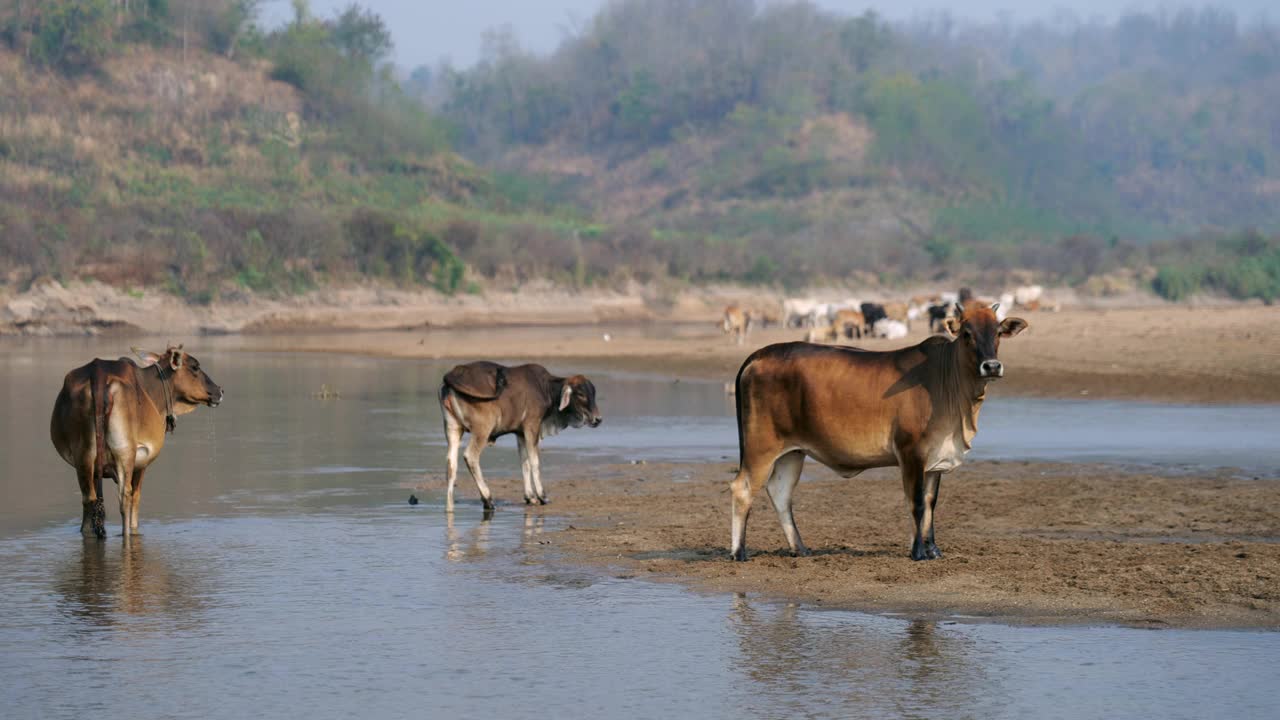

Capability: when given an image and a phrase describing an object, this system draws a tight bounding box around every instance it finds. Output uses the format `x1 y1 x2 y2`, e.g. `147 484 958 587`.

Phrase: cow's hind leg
442 409 464 512
900 457 931 561
462 435 496 511
923 471 943 559
76 462 105 539
730 450 781 562
765 450 809 557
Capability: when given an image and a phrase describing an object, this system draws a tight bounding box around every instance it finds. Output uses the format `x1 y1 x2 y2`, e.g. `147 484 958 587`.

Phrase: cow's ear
558 383 573 411
134 347 163 367
943 317 961 336
999 317 1028 337
168 348 185 369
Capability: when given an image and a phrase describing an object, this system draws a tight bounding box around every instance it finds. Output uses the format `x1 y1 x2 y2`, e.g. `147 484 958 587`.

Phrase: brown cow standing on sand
440 362 602 510
51 346 223 538
832 308 864 340
721 305 752 345
728 303 1026 561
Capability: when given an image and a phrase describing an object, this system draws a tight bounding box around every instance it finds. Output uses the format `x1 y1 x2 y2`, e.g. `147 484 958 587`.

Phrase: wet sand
457 460 1280 629
263 304 1280 404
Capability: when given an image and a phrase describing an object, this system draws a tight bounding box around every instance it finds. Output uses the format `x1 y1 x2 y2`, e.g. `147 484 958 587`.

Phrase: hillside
431 1 1280 300
1 1 1278 310
0 1 600 304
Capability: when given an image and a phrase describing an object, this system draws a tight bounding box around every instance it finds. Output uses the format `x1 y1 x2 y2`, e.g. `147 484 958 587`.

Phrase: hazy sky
261 1 1276 69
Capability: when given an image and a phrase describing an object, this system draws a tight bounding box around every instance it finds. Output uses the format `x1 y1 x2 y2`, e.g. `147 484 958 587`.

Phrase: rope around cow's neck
155 363 177 433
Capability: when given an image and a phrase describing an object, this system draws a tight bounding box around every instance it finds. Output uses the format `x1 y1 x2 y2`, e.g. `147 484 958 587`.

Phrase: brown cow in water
51 346 223 538
728 303 1026 561
439 362 602 510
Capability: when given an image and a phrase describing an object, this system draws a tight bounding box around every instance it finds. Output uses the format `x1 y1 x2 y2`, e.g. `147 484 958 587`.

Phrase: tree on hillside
1 0 115 72
265 2 448 168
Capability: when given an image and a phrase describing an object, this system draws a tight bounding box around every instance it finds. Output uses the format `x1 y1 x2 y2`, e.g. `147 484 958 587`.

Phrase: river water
1 338 1276 719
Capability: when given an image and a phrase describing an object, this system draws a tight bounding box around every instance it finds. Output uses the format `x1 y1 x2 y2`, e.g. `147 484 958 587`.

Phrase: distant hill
0 0 594 301
426 0 1280 299
2 1 1277 304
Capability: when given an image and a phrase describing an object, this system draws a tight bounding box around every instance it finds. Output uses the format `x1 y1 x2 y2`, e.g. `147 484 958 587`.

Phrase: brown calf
439 362 602 510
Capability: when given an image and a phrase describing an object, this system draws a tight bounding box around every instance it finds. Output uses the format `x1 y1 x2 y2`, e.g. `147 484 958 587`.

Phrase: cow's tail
733 354 753 470
90 365 111 512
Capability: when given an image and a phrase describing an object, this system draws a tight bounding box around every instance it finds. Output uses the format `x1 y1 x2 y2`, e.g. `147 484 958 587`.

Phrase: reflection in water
446 510 546 563
891 620 979 719
53 540 114 630
523 511 545 546
445 511 494 562
52 537 208 635
729 595 987 719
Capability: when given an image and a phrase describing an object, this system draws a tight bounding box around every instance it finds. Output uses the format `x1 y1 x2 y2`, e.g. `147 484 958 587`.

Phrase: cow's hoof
910 547 929 561
524 497 535 505
536 497 549 506
926 544 943 560
731 548 748 562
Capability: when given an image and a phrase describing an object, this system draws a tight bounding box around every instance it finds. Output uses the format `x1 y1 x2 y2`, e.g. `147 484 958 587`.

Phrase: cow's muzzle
979 360 1004 378
209 388 225 407
590 416 603 428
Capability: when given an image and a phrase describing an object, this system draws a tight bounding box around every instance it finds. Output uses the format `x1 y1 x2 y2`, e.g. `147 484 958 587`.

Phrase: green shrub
744 255 778 285
1152 265 1203 301
31 0 115 74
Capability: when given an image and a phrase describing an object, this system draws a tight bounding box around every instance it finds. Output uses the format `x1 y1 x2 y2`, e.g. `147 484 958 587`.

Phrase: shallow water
2 339 1277 719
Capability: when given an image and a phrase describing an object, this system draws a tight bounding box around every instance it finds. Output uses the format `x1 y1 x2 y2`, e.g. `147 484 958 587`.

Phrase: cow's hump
444 361 508 400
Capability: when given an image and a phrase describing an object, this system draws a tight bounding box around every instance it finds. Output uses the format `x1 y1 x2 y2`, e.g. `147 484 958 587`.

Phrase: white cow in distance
1014 285 1043 307
872 319 909 339
782 298 820 328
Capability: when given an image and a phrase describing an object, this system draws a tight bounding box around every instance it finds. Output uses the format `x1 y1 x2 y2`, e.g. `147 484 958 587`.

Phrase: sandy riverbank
6 278 1277 403
253 303 1280 404
0 278 764 336
457 460 1279 629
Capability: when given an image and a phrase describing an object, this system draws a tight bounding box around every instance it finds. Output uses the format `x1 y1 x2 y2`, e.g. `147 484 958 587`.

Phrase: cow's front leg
526 436 548 504
923 471 943 559
128 467 147 534
516 435 536 504
900 458 930 561
114 455 135 538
